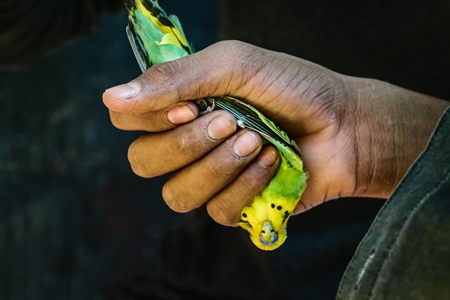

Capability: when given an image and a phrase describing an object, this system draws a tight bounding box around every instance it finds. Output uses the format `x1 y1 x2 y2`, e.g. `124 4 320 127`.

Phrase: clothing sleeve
0 0 124 70
337 106 450 299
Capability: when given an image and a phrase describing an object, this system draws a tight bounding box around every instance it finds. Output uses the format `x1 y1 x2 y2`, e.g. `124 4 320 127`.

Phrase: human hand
103 40 449 226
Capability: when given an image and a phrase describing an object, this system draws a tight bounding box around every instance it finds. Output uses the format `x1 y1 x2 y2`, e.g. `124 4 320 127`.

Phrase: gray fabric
338 107 450 299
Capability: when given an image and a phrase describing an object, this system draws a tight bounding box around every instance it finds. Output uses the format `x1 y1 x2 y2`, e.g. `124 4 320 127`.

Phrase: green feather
124 0 308 251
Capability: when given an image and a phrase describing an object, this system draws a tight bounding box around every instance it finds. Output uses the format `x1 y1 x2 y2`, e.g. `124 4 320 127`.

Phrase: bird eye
261 230 266 234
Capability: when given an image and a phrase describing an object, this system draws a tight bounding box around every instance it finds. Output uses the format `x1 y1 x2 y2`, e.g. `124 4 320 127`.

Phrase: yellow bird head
237 196 294 251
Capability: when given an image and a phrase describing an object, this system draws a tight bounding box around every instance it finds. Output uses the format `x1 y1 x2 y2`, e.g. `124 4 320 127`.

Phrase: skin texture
103 40 449 227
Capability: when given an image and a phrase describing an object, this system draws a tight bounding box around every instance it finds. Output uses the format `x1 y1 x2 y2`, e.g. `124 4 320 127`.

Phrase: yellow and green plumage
124 0 307 251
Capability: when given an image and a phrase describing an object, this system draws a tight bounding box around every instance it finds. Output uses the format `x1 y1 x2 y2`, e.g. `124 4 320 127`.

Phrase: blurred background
2 0 427 298
0 1 219 298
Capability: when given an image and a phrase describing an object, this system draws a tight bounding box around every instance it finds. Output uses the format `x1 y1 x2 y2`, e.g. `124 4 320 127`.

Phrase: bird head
253 220 287 250
238 214 288 251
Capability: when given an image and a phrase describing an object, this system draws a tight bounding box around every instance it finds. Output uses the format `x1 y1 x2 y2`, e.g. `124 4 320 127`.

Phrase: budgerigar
124 0 308 251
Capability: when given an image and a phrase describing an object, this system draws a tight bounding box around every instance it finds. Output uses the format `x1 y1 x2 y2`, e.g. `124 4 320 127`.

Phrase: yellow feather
125 0 307 251
135 0 189 48
157 33 182 46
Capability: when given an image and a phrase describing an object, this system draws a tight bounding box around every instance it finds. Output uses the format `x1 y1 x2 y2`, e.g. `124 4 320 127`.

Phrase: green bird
124 0 308 251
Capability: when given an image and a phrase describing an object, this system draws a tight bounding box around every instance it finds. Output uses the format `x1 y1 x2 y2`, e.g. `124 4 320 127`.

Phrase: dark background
0 2 219 298
5 0 448 299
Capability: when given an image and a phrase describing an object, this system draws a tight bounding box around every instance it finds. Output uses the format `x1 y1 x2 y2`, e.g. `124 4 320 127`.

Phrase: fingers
108 101 198 132
102 41 264 114
103 40 340 137
126 105 281 225
128 110 237 178
206 146 280 226
162 133 280 218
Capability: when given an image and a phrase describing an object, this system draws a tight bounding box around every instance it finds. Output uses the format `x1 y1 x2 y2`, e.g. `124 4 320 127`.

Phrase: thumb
102 40 263 113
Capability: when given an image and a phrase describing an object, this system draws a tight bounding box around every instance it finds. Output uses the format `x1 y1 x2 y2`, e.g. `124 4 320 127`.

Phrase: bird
124 0 307 250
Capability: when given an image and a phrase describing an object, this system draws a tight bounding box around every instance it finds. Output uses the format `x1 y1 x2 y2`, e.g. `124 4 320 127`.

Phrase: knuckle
210 157 236 178
214 40 248 54
162 182 193 213
141 60 192 103
212 41 261 93
144 60 180 87
127 141 148 178
213 40 249 70
206 200 238 226
109 112 127 130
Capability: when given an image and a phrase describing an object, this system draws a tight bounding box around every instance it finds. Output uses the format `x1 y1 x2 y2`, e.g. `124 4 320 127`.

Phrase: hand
103 40 449 226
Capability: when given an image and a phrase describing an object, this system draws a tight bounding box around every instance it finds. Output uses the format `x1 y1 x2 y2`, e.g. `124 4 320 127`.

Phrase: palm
213 45 356 213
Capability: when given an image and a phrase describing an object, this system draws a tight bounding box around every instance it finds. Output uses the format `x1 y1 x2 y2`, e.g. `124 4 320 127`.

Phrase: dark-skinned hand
103 40 449 226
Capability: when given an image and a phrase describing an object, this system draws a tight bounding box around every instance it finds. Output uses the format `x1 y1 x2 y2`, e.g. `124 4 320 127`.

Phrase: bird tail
125 0 192 71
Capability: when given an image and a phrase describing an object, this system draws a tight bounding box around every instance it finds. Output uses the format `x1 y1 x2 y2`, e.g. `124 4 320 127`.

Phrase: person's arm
103 40 449 225
0 0 123 69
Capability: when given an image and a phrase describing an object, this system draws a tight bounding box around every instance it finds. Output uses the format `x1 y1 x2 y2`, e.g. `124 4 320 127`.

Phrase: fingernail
207 115 236 140
233 131 260 157
168 104 196 124
105 81 141 99
257 147 278 167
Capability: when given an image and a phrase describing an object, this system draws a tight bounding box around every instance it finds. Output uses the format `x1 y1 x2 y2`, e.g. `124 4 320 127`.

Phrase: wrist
344 76 449 199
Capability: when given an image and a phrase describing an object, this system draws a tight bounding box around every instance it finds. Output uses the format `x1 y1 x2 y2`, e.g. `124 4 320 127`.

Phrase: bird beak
259 221 279 246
